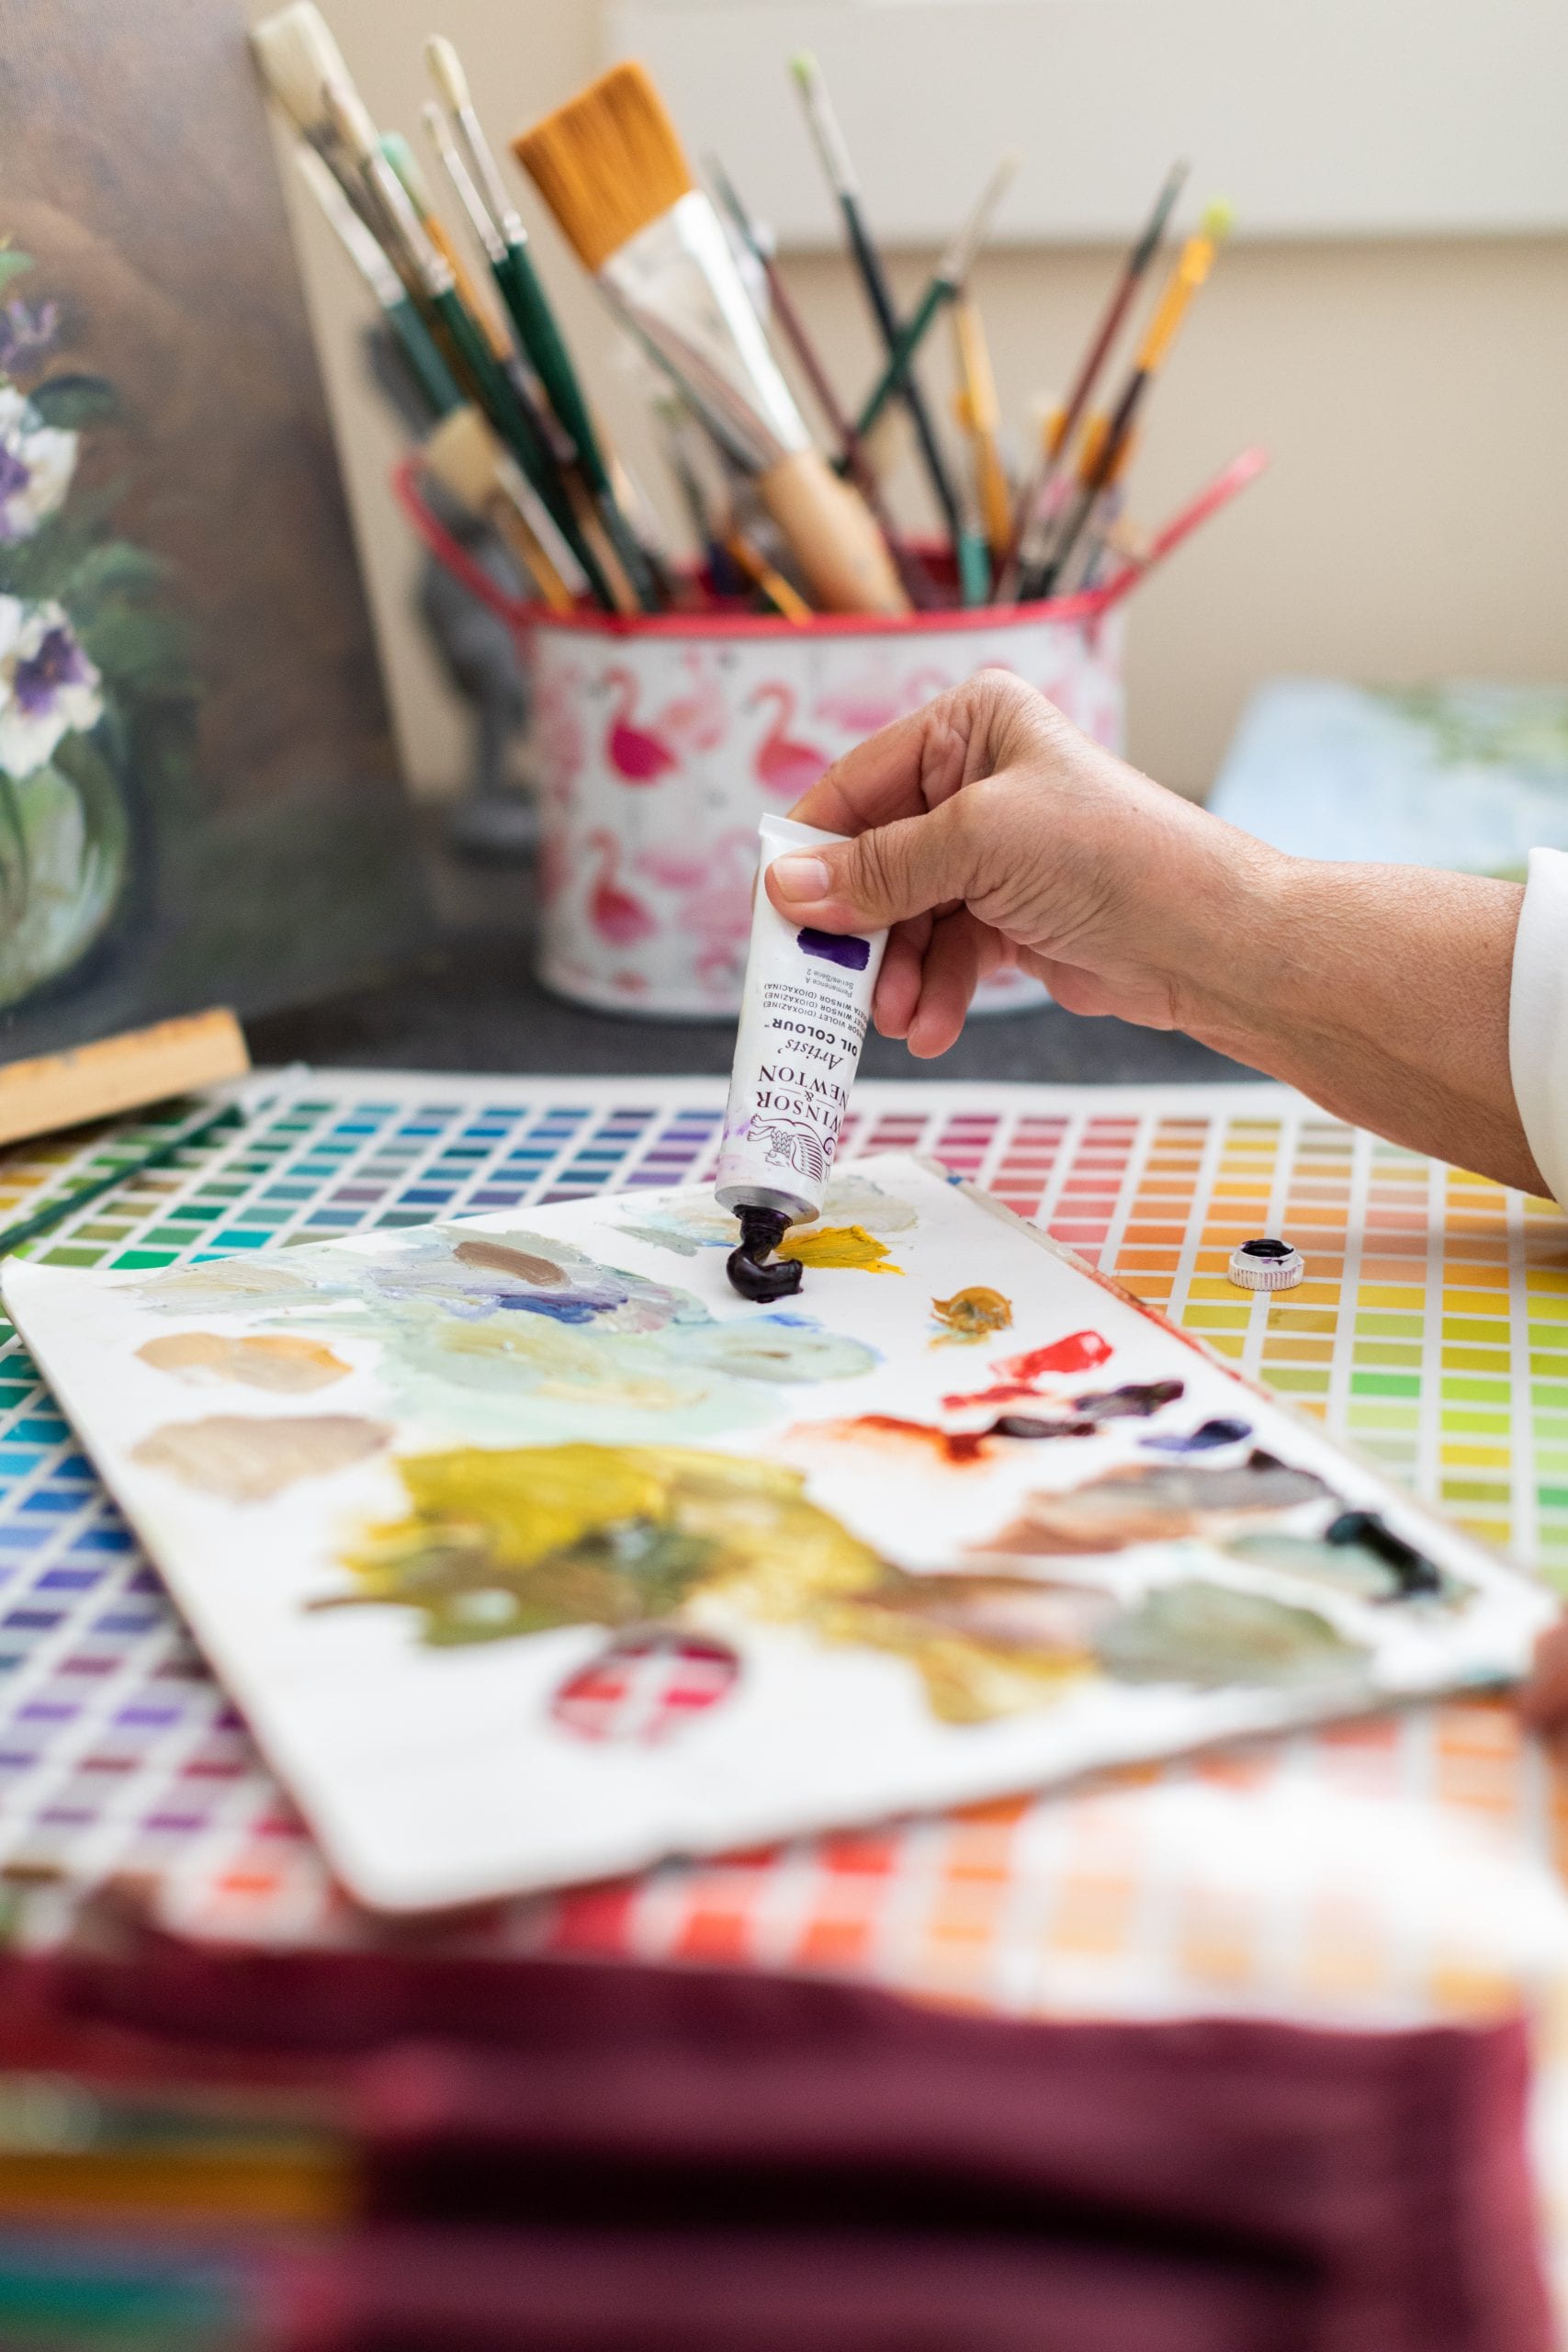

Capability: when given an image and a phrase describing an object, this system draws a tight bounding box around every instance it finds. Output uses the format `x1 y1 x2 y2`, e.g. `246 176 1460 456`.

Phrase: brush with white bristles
251 4 615 609
514 62 907 616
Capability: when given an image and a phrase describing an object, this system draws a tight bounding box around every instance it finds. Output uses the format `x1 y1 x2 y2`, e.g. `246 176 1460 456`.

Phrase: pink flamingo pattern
633 829 758 1000
603 665 678 785
656 650 728 761
812 661 953 734
750 682 829 802
584 829 656 946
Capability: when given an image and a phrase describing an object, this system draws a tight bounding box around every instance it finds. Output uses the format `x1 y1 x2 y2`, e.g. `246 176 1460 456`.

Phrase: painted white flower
0 384 77 543
0 596 103 779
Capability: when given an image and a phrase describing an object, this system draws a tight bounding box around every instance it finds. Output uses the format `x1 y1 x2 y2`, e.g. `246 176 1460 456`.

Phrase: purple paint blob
1140 1416 1253 1455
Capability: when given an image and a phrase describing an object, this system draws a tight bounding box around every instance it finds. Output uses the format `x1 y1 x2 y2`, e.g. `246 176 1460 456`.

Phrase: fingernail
773 854 831 903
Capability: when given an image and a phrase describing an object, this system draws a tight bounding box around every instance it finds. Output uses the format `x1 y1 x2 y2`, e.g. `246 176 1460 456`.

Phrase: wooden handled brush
423 406 579 616
513 63 907 616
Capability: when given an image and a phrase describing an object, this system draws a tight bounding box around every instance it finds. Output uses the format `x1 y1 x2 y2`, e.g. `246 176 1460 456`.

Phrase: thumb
766 797 979 933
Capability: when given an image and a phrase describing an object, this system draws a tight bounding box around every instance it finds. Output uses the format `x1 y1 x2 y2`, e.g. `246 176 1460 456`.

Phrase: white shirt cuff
1509 846 1568 1207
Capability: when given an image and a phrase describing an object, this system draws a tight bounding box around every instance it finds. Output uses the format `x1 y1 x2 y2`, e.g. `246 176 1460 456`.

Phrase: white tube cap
1227 1238 1304 1292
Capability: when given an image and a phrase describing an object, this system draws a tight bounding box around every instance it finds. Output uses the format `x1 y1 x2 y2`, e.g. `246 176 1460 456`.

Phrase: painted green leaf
0 251 35 296
77 602 198 697
62 537 169 611
28 372 118 428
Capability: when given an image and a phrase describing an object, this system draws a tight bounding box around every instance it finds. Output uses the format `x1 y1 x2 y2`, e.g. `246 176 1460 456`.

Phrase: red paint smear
942 1329 1112 1413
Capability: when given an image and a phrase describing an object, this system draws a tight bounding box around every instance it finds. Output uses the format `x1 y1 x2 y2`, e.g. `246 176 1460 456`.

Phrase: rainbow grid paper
0 1071 1566 1947
7 1068 1568 2313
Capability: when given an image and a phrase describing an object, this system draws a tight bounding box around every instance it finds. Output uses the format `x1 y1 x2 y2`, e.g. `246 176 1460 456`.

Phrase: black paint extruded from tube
727 1204 805 1302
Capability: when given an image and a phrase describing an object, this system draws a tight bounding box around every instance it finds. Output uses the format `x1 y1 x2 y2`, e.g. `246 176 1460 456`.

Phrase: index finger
787 677 994 837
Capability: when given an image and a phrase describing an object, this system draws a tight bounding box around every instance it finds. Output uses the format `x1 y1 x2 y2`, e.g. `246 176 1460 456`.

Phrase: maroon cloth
0 1945 1551 2352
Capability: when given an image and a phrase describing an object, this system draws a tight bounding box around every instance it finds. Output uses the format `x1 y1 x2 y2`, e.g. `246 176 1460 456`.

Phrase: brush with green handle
423 40 660 612
850 153 1018 447
320 78 616 609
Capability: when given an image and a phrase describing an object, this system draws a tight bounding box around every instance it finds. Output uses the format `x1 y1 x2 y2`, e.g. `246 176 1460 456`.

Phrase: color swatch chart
4 1069 1568 2305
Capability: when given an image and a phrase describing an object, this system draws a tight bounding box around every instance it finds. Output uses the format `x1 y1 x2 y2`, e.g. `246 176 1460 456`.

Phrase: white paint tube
716 815 886 1295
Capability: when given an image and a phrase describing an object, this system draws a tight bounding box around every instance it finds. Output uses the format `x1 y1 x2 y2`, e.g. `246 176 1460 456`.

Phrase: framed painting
0 0 425 1064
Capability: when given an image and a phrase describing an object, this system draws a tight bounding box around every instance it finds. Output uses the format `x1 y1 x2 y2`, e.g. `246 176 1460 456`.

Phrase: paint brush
423 404 581 616
423 40 660 614
294 149 461 418
705 154 934 610
950 288 1012 567
725 530 813 621
378 129 511 362
514 63 908 615
851 153 1018 445
251 8 620 610
1029 199 1232 600
998 158 1188 600
791 51 963 556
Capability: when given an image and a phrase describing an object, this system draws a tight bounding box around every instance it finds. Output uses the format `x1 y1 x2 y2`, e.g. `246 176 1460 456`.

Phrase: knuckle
848 821 901 912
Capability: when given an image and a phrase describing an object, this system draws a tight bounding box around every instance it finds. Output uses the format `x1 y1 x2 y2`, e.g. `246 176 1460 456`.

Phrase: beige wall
263 0 1568 802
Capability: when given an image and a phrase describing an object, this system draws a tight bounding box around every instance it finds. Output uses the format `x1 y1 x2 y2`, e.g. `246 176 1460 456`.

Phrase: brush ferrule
424 107 507 264
600 190 808 471
940 153 1019 288
458 105 524 244
795 60 859 198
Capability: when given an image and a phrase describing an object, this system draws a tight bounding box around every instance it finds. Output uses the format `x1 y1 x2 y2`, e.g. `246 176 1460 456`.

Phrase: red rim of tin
392 454 1118 644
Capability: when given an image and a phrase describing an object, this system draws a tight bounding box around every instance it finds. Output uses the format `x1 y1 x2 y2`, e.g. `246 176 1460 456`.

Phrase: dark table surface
248 829 1259 1088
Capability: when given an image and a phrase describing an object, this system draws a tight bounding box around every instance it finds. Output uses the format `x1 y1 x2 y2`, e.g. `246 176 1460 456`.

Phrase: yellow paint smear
776 1224 903 1274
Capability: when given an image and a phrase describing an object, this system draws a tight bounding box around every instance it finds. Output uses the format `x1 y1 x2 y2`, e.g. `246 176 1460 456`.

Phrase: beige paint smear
132 1415 389 1503
138 1332 352 1393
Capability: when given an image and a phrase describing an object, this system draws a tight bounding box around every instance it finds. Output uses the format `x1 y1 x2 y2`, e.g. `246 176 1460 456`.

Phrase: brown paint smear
137 1332 351 1393
789 1414 992 1467
132 1414 390 1502
453 1238 567 1286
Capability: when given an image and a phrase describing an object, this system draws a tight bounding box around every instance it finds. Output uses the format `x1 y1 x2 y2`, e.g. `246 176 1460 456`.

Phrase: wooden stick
0 1011 249 1150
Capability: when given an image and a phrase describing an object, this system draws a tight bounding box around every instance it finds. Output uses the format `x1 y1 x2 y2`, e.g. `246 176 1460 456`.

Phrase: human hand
764 669 1276 1057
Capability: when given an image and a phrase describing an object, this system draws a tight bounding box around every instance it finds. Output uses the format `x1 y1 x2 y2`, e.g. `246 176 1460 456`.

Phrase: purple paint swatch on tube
798 928 871 971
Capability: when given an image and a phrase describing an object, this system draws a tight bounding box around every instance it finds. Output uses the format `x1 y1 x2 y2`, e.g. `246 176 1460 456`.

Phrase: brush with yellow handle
1028 199 1232 601
513 63 908 616
949 289 1013 573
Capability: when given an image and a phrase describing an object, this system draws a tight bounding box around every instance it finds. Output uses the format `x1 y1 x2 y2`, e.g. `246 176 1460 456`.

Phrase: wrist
1135 805 1299 1054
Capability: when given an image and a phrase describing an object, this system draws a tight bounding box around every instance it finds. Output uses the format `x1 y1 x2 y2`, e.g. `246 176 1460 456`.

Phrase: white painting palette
2 1155 1551 1913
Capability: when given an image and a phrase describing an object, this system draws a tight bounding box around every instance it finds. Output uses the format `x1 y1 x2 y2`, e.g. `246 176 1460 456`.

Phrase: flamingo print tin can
393 461 1126 1020
524 603 1124 1018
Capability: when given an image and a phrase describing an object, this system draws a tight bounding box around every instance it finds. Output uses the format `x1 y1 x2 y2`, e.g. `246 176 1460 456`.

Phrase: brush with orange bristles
513 63 908 616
